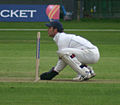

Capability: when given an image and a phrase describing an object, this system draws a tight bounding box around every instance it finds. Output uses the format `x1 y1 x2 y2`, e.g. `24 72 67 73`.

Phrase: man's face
48 27 57 37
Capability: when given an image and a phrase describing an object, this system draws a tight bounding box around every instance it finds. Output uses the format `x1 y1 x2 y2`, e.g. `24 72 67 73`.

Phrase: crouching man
40 20 100 81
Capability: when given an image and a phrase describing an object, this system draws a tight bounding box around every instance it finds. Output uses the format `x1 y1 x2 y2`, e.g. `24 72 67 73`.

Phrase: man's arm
54 59 67 72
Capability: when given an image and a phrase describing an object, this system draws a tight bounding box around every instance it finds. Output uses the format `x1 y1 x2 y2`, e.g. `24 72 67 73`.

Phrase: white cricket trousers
57 47 100 64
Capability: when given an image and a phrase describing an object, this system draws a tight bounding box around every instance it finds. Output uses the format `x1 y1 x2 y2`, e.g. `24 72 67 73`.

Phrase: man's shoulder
59 32 75 37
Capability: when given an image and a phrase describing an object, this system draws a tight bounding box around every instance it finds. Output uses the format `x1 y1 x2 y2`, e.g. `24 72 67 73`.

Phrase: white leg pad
61 54 90 77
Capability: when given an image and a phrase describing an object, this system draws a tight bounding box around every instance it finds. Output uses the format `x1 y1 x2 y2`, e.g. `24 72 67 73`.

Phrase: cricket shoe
73 73 94 81
83 66 96 81
73 66 96 81
87 66 96 79
73 69 91 81
73 74 91 81
73 75 84 81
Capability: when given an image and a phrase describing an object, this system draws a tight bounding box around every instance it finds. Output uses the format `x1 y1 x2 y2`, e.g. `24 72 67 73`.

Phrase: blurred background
0 0 120 21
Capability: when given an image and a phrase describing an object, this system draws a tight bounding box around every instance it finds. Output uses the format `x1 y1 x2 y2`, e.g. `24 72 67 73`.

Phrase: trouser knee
57 50 71 58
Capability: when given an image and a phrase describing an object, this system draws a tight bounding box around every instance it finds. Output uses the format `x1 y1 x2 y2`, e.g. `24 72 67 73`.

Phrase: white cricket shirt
53 32 97 51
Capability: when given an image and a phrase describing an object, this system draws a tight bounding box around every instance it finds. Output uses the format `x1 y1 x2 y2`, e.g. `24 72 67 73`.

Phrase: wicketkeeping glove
40 67 58 80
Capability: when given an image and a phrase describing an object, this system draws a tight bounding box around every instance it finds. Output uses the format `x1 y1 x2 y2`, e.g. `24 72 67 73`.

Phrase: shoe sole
73 77 84 81
84 73 96 81
73 74 96 81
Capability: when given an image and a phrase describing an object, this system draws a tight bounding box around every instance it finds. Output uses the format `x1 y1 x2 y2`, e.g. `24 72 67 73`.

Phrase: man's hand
40 67 58 80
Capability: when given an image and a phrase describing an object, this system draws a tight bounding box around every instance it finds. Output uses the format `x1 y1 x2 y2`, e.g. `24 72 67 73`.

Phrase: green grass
0 82 120 105
0 19 120 29
0 20 120 105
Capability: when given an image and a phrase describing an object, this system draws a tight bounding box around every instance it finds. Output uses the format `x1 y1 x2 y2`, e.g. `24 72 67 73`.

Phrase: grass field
0 19 120 105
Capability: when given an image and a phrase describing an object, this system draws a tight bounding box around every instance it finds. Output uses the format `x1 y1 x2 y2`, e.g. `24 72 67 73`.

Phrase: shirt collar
53 32 60 43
